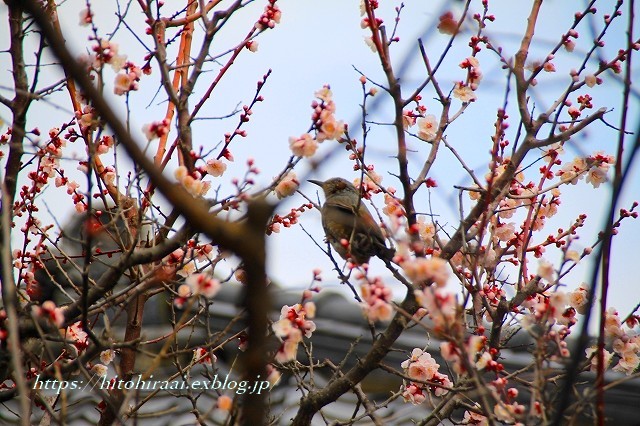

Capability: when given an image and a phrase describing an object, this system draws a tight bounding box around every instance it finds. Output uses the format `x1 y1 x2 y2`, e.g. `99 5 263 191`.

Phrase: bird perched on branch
309 177 395 265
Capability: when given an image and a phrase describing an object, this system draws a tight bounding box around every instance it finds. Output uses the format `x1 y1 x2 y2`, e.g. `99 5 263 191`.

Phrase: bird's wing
355 203 386 241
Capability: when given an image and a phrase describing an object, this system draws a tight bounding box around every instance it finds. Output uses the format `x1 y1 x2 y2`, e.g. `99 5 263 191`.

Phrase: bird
309 177 395 264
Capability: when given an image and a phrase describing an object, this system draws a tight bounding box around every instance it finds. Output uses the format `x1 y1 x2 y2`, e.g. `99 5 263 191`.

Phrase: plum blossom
274 172 299 199
402 110 418 129
113 64 141 95
318 111 345 141
273 303 316 363
494 402 525 423
193 347 217 365
462 409 489 425
612 341 640 375
493 222 515 242
364 36 377 52
417 217 435 246
416 114 438 142
92 40 127 72
34 300 65 327
459 56 483 89
79 8 93 26
100 349 115 365
585 346 613 373
142 119 170 141
453 82 477 102
437 11 458 35
402 257 450 287
604 307 624 338
245 40 258 52
415 287 459 333
310 86 345 141
568 285 589 314
401 348 440 382
402 382 426 404
92 364 108 377
66 322 89 351
185 273 221 299
289 133 318 157
206 159 227 177
174 166 209 196
557 156 587 184
585 166 607 188
361 278 393 322
537 259 555 282
400 348 451 404
255 2 281 30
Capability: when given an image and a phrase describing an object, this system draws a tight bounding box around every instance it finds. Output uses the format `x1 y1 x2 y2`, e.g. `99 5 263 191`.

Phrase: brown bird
309 177 395 264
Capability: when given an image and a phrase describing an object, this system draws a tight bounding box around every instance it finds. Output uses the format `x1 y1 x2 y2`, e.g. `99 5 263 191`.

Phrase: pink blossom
401 348 440 381
92 364 108 377
289 134 318 157
114 73 133 95
142 119 169 141
402 257 449 287
275 328 302 363
585 166 607 188
402 382 426 404
462 410 488 425
402 110 417 129
193 347 217 365
364 36 377 52
314 86 333 102
206 159 227 177
568 285 589 314
613 351 640 375
494 222 515 242
79 8 93 26
604 307 624 338
584 74 597 87
186 273 221 299
416 288 459 331
318 116 345 141
100 349 115 365
453 82 477 102
66 322 89 350
274 172 299 199
417 114 438 142
246 40 259 52
585 346 613 372
537 259 555 282
35 300 65 327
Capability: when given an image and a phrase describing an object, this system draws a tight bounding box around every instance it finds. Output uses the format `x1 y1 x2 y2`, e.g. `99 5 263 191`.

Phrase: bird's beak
308 179 323 187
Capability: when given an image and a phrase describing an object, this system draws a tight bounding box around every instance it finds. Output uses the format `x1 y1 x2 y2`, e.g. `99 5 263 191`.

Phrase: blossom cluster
557 151 615 188
587 307 640 375
267 203 313 234
174 165 211 197
272 302 316 363
255 0 281 30
400 348 452 404
274 171 299 199
414 286 459 337
359 275 393 322
174 273 222 308
311 86 345 142
402 256 450 288
453 57 482 102
287 85 345 159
